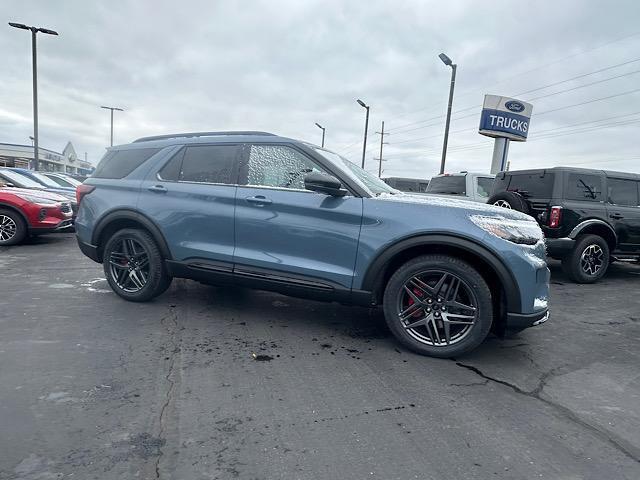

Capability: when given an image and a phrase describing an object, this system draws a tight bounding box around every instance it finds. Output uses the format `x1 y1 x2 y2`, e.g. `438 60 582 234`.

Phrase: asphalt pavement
1 233 639 479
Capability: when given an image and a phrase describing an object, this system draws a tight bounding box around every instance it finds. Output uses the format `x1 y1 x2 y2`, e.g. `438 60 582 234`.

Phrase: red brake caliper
407 288 424 318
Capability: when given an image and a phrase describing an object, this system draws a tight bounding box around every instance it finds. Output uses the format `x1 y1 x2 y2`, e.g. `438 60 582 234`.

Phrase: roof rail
133 131 276 143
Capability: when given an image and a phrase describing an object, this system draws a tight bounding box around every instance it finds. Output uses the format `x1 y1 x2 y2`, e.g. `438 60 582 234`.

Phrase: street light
315 122 326 148
357 99 370 169
9 22 58 171
438 52 457 175
101 106 124 146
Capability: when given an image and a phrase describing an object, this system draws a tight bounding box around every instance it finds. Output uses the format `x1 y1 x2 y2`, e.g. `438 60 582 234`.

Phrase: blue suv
76 131 549 357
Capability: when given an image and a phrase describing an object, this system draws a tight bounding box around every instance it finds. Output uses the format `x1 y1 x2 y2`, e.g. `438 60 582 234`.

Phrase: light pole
438 52 457 175
9 22 58 171
315 122 326 147
101 106 124 146
357 99 370 169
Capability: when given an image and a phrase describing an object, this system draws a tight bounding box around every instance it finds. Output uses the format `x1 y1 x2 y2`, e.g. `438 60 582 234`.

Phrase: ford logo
505 100 525 113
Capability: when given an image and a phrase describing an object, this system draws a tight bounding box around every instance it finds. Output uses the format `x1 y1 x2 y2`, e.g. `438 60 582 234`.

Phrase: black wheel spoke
399 301 424 321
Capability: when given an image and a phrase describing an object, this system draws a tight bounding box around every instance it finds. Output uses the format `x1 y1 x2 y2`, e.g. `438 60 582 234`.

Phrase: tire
0 209 27 246
102 228 172 302
561 234 610 283
382 254 493 358
487 191 530 214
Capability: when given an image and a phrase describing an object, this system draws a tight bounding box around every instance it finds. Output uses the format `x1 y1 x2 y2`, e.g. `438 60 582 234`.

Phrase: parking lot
1 233 639 479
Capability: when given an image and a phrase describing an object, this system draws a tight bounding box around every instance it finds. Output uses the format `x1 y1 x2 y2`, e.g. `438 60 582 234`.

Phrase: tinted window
395 180 419 192
427 176 466 195
492 172 555 198
158 149 185 181
93 148 161 179
419 182 429 193
608 178 639 206
247 145 327 190
180 145 238 184
566 173 603 202
476 177 494 197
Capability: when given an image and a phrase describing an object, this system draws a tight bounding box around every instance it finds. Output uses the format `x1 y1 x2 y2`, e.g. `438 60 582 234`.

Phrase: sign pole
490 137 510 174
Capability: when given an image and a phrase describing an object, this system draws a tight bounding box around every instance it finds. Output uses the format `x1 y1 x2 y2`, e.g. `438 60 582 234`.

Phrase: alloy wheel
0 214 17 242
396 270 478 347
108 238 151 292
580 244 604 276
493 200 512 209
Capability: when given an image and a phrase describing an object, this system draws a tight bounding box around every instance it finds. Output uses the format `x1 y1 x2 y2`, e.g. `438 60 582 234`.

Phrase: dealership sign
479 95 533 142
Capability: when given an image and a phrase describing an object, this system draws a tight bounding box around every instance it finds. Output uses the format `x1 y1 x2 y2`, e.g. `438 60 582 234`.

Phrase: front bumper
506 309 549 332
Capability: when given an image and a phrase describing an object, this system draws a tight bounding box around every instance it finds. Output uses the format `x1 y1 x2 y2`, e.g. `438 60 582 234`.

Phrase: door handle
148 185 168 193
610 213 624 220
245 195 272 206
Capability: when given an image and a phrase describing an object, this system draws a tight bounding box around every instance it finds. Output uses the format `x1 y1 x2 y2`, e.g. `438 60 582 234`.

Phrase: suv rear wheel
0 209 27 246
382 255 493 358
561 234 610 283
103 228 172 301
487 191 529 214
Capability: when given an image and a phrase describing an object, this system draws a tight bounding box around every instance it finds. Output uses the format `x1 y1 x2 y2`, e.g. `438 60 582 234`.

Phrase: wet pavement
1 233 639 479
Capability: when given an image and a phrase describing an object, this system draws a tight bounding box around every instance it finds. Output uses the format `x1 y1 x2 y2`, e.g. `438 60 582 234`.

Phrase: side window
476 177 494 197
419 182 429 193
607 178 639 206
247 145 328 190
158 148 184 181
566 173 603 202
180 145 238 184
93 148 161 179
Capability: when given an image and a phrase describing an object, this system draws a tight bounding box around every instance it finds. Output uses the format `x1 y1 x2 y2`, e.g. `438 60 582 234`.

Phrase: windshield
0 169 44 189
27 171 65 188
427 175 466 195
310 147 396 196
47 174 81 188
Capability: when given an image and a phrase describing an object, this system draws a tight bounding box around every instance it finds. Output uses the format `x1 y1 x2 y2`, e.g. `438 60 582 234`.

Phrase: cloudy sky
2 0 640 177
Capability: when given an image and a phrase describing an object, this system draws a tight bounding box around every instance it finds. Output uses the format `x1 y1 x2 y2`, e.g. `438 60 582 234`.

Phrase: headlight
14 193 59 206
470 215 543 245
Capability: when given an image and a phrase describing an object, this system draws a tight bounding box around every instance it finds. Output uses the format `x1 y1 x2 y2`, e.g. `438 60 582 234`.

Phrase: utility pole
101 106 124 146
375 121 389 177
9 22 58 171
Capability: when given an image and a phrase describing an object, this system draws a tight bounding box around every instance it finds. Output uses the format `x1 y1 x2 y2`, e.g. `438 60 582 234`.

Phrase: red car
0 184 73 246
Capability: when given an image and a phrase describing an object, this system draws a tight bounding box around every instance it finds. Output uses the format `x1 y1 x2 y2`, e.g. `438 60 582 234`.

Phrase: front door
234 144 363 289
606 177 640 251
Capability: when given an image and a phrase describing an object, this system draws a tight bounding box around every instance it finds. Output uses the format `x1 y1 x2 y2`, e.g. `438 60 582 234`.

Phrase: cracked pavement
1 233 639 479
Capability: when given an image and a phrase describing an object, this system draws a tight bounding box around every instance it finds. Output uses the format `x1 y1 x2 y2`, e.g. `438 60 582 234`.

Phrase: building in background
0 141 94 175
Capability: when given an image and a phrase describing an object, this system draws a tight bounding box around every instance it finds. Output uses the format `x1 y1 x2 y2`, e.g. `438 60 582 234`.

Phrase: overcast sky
2 0 640 177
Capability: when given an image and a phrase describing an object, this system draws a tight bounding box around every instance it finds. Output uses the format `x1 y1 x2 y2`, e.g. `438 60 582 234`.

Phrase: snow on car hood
0 186 70 202
374 192 533 221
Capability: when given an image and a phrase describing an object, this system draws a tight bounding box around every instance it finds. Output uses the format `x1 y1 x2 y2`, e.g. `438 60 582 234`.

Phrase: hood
375 192 533 221
0 186 70 203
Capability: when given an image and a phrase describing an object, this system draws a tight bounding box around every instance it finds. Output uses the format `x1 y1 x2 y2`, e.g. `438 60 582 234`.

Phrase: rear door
139 143 240 266
606 177 640 251
234 143 363 289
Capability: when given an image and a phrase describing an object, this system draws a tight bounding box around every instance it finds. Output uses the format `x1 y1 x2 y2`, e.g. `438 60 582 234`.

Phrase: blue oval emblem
505 101 525 113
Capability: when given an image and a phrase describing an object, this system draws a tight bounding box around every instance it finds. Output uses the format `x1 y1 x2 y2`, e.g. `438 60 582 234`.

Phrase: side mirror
5 183 15 188
304 171 347 197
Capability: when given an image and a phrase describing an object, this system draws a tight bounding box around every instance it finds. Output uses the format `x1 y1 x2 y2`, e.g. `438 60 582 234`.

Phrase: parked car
42 172 82 189
0 168 78 218
75 131 549 358
0 178 73 245
488 167 640 283
426 172 495 203
382 177 429 194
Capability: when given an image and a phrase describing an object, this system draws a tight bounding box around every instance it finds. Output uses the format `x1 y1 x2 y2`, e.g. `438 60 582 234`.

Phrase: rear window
92 148 161 179
426 176 466 195
492 172 555 198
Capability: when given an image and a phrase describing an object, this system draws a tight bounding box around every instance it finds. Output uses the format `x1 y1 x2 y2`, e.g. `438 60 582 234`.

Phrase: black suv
488 167 640 283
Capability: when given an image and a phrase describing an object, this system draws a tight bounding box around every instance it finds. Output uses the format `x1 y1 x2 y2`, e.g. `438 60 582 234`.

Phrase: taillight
549 206 562 228
76 184 95 204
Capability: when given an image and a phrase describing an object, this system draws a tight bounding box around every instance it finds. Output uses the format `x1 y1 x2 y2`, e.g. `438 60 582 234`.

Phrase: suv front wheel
561 234 610 283
103 228 172 301
383 255 493 358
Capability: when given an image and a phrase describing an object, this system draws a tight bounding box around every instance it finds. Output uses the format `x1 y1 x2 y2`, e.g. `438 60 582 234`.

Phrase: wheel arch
569 219 617 250
0 203 29 228
92 209 173 262
362 234 522 322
